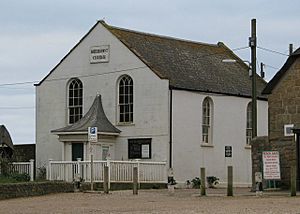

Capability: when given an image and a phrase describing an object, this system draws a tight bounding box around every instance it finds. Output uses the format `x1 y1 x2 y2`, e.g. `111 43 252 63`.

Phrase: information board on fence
263 151 281 180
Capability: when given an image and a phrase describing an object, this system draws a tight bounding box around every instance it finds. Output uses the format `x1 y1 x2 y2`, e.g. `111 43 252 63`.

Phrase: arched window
118 75 133 123
68 78 83 124
246 102 252 145
202 97 213 144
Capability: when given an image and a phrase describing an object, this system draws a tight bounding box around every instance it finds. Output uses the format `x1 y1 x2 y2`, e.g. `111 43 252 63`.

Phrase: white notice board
141 144 150 158
263 151 281 180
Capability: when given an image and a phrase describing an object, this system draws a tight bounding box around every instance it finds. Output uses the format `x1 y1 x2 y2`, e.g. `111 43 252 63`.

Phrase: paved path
1 188 300 213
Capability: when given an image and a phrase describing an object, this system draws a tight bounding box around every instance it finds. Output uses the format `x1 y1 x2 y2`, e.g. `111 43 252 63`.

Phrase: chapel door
72 143 84 161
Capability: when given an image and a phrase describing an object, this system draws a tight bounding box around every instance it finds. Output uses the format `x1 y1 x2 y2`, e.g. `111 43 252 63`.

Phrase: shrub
191 177 201 188
206 176 219 188
10 173 30 182
37 166 47 180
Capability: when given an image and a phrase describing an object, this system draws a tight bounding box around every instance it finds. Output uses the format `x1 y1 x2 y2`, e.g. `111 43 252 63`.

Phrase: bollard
227 166 233 196
104 166 109 194
291 165 296 196
133 167 138 195
200 167 206 196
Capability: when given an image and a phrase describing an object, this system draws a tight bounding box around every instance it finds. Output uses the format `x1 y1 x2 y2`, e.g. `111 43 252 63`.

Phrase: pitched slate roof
36 20 266 99
103 21 267 99
52 95 120 134
263 47 300 94
0 125 14 150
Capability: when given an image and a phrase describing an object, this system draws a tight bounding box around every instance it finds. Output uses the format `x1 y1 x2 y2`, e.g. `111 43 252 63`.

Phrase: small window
128 138 151 159
202 97 213 144
68 78 83 124
246 102 252 145
118 75 133 123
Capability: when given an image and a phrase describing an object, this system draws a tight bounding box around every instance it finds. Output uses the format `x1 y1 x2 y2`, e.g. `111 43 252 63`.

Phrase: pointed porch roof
52 95 120 135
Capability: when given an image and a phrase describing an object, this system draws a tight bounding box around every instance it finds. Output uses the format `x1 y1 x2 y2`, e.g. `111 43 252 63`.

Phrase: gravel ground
1 188 300 214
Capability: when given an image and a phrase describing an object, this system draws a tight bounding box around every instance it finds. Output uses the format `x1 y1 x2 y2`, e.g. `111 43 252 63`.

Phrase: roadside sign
263 151 281 180
88 127 98 142
225 146 232 157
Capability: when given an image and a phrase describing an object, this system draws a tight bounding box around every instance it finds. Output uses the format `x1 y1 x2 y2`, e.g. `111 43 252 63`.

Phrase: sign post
88 127 97 191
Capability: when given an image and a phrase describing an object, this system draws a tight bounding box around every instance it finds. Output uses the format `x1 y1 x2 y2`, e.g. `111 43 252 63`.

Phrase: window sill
244 145 251 149
117 123 135 126
200 143 214 148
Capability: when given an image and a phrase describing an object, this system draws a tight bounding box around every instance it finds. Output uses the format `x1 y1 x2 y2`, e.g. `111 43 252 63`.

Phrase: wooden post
29 159 34 181
133 166 138 195
291 165 296 196
90 154 94 191
227 166 233 196
200 167 206 196
104 166 109 194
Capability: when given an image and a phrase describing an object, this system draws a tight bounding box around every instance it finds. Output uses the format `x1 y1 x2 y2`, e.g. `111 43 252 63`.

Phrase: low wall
0 181 166 200
0 182 73 200
251 136 295 190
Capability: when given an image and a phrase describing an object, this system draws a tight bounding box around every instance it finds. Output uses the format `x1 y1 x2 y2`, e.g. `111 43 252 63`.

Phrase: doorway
72 143 83 161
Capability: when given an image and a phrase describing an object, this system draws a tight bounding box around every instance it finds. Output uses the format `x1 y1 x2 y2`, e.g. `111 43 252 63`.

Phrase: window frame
117 75 133 124
202 97 213 144
246 102 252 145
67 78 83 124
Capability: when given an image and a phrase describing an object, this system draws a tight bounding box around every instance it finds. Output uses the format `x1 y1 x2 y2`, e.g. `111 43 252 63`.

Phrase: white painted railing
47 159 167 184
0 159 35 181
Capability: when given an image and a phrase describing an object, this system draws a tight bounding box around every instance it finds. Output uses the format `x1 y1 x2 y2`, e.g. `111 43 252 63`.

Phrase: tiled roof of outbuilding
103 21 267 99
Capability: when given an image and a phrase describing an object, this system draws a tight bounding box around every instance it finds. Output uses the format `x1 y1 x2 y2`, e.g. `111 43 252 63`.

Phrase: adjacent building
261 47 300 189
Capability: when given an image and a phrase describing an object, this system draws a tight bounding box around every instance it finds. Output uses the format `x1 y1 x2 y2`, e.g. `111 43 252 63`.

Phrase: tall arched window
246 102 252 145
68 78 83 124
202 97 213 144
118 75 133 123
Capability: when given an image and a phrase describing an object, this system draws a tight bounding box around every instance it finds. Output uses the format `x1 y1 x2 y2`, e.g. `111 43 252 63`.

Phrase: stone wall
251 136 296 189
0 182 73 200
268 58 300 140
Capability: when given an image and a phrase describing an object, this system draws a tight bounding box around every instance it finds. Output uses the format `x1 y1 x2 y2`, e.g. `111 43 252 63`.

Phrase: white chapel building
35 20 268 186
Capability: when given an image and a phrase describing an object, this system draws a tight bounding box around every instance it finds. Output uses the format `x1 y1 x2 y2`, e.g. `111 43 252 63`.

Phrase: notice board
263 151 281 180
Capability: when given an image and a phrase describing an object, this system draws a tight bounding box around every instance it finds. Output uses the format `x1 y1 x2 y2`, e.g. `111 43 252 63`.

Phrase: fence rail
0 159 34 181
47 159 167 184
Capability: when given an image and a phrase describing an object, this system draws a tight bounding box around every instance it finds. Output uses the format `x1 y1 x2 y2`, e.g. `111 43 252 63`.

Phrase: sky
0 0 299 145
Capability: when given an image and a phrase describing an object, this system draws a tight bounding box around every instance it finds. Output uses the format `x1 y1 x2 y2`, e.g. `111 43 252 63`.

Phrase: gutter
169 89 173 168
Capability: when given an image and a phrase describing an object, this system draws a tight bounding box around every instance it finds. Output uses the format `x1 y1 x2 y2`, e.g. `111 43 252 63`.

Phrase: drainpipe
169 89 173 168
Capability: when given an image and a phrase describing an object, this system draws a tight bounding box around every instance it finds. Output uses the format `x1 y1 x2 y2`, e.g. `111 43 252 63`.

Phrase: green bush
10 173 30 182
191 177 201 188
0 173 30 183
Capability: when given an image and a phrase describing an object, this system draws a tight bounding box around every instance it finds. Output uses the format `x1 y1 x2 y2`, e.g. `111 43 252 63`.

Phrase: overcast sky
1 0 299 144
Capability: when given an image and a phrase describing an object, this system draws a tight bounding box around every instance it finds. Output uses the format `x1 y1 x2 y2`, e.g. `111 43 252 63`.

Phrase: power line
263 64 280 70
0 66 148 87
0 107 35 110
257 46 289 56
0 46 249 88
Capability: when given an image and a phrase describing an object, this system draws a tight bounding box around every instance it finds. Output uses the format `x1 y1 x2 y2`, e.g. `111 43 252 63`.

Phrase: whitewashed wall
171 90 268 186
36 22 169 169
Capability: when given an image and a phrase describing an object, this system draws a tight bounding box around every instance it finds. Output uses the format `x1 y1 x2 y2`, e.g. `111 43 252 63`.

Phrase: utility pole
249 19 257 138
